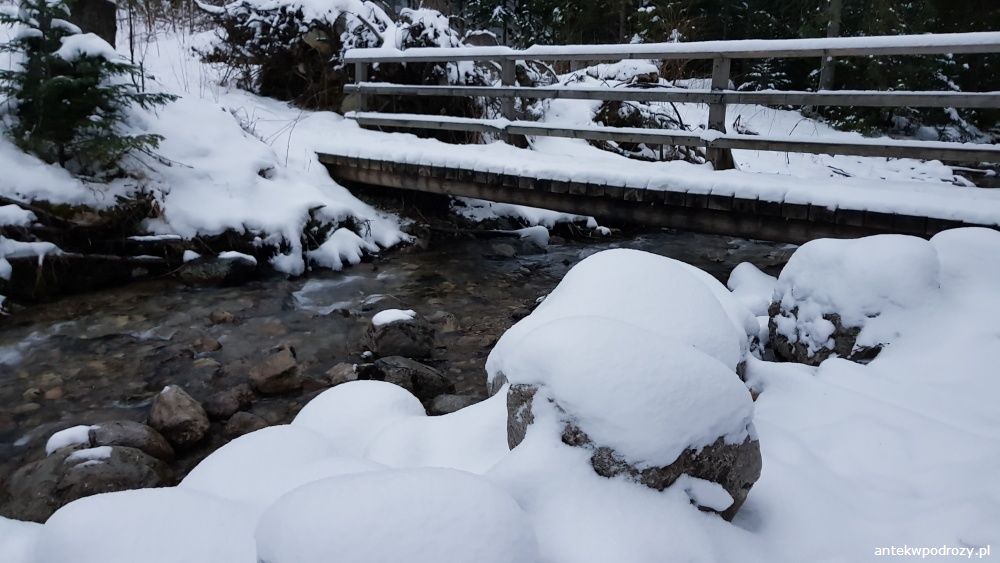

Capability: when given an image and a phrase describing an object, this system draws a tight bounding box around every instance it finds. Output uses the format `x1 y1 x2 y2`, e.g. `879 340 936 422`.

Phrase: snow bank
488 249 749 387
491 316 753 467
0 517 40 563
772 235 940 354
180 425 378 510
255 468 539 563
365 389 510 473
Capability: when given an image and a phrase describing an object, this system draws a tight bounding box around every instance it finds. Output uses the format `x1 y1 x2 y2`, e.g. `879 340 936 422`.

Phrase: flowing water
0 230 794 479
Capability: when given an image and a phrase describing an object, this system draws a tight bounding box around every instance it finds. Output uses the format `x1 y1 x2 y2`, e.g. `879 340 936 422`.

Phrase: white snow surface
489 316 755 467
64 446 112 464
772 234 941 354
371 308 416 327
54 33 120 62
255 468 539 563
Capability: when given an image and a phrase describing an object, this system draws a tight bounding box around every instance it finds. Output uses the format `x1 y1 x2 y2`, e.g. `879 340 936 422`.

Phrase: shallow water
0 230 794 479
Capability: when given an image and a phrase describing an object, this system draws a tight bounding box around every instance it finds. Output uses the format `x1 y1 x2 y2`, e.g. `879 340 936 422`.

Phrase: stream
0 230 794 480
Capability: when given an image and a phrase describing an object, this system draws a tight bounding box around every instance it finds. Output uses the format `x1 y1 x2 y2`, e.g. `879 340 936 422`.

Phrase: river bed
0 230 794 481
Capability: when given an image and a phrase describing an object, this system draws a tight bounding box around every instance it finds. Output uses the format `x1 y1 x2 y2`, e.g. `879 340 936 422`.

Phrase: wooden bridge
319 32 1000 243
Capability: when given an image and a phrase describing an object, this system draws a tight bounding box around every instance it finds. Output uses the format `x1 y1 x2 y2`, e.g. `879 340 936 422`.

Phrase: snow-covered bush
197 0 488 118
768 234 941 365
0 0 175 176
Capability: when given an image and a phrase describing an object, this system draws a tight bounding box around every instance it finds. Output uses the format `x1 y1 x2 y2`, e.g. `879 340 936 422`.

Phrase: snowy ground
3 229 999 562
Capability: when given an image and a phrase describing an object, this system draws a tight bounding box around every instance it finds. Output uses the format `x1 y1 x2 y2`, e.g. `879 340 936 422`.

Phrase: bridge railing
343 32 1000 169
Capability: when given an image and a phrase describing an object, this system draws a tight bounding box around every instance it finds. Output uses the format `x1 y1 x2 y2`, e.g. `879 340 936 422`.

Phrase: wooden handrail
348 112 1000 163
345 31 1000 63
345 83 1000 109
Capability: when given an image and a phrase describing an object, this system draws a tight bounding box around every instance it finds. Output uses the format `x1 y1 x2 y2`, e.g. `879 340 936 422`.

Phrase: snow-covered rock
487 249 751 394
291 381 426 456
366 309 436 358
768 234 940 365
727 262 778 317
495 316 760 519
255 468 540 563
0 516 41 563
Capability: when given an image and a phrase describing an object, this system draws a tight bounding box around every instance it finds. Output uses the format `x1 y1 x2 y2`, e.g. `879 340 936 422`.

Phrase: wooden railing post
707 57 735 170
500 59 516 120
355 61 369 112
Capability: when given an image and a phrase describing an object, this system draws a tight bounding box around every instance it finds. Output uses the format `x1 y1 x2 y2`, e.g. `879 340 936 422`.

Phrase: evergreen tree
0 0 175 176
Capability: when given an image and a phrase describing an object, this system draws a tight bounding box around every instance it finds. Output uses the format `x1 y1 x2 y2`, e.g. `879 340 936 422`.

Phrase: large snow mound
255 468 540 563
487 249 749 385
771 235 940 354
34 488 257 563
491 316 754 467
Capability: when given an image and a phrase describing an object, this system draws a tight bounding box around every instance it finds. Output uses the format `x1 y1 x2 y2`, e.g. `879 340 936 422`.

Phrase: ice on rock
492 316 755 468
292 381 426 456
770 234 941 362
487 249 749 393
255 468 539 563
34 488 256 563
180 425 380 510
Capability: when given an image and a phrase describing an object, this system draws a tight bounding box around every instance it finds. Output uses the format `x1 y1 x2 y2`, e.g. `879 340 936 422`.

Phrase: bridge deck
317 131 1000 243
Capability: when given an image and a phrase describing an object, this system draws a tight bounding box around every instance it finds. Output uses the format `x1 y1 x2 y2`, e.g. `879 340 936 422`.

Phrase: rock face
366 314 436 358
89 421 175 461
507 383 761 521
250 346 303 395
148 386 210 449
326 363 358 386
203 384 255 420
1 445 172 522
372 356 454 403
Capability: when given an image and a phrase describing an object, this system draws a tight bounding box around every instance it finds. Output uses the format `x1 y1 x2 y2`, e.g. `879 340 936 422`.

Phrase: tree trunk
818 0 843 91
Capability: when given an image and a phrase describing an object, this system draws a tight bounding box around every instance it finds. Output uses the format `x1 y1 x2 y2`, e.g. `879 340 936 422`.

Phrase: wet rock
192 357 222 376
43 387 64 400
489 243 517 258
203 384 255 420
250 346 302 395
372 356 455 403
366 313 436 359
429 394 478 415
224 411 269 438
22 388 42 401
177 256 258 287
209 310 235 324
507 383 761 521
193 337 222 352
12 403 41 415
426 311 460 333
89 420 175 461
148 385 210 449
37 373 64 389
326 362 358 386
2 445 172 523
